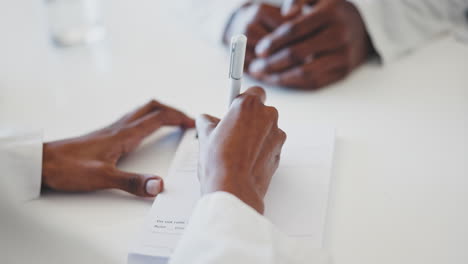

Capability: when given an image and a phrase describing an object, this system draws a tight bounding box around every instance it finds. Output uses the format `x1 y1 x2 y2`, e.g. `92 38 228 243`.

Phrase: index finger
255 3 286 30
281 0 306 17
116 99 187 126
117 109 195 153
196 114 221 142
281 0 319 16
255 10 329 57
116 100 161 125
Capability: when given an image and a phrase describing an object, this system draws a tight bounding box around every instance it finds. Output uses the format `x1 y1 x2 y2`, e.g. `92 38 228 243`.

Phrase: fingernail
255 40 269 56
265 75 280 84
249 59 264 74
282 5 300 17
145 179 162 196
280 5 292 16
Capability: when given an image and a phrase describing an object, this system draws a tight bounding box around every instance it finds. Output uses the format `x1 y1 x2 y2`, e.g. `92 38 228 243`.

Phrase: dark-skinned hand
196 87 286 214
42 100 194 197
246 0 373 90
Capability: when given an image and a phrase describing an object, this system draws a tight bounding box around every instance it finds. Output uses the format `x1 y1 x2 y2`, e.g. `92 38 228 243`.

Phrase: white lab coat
172 0 468 63
0 131 328 264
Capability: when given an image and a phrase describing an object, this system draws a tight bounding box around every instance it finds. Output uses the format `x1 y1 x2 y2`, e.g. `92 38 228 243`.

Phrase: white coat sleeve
0 129 43 201
169 192 329 264
347 0 468 63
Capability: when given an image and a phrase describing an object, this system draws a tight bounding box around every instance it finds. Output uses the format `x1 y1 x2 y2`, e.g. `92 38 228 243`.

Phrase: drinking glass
44 0 106 47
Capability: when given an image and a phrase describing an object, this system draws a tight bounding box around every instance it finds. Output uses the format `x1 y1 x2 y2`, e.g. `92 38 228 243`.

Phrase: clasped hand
224 0 373 90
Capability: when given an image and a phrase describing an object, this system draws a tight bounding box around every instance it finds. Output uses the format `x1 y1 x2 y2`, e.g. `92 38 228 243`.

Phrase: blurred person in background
177 0 468 90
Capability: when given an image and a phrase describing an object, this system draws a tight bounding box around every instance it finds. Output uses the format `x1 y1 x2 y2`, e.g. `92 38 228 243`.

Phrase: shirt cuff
347 0 468 63
0 129 43 201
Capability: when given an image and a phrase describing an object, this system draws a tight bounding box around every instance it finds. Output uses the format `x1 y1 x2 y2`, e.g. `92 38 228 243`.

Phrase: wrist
41 142 55 189
346 1 376 58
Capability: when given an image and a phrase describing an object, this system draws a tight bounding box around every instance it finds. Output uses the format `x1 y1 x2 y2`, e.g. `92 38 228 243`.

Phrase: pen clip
229 41 237 79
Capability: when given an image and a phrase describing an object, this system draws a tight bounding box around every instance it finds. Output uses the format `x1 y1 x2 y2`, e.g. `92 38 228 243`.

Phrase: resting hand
196 87 286 214
250 0 373 90
42 100 194 197
223 2 286 70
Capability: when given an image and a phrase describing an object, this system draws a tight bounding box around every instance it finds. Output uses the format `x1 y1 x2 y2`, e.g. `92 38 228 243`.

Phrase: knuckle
239 94 260 107
97 164 117 182
148 99 160 107
281 22 297 36
108 127 123 140
101 164 115 177
158 109 176 121
265 106 279 120
278 129 287 143
114 126 130 139
285 48 299 64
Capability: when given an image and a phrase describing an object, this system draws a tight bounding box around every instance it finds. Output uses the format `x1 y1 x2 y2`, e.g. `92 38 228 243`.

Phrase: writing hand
196 87 286 214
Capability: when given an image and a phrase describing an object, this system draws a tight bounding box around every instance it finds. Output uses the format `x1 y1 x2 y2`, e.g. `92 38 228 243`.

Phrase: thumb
196 114 220 142
111 169 164 197
281 0 305 17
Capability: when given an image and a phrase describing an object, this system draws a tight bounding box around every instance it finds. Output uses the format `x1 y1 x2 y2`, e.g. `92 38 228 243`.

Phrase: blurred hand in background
225 0 374 90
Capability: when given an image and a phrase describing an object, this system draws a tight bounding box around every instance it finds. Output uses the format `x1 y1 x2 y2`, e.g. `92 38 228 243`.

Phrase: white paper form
128 124 335 264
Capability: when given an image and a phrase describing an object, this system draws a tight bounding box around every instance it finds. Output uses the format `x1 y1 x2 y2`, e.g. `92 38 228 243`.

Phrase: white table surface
1 1 467 264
